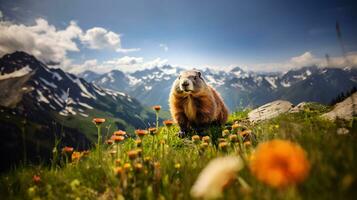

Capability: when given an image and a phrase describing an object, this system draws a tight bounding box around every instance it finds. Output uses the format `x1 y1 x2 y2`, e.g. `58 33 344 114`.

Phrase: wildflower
219 142 229 151
244 141 252 147
152 105 162 111
175 163 181 170
70 179 80 190
200 142 209 150
114 130 126 136
144 156 151 163
110 150 117 157
148 127 157 135
229 134 238 143
202 136 210 143
128 150 138 160
240 130 251 138
115 159 121 166
62 146 74 154
134 163 143 173
82 150 90 157
218 138 226 143
33 175 41 184
163 119 174 127
159 140 165 145
135 129 147 138
232 123 240 130
106 139 114 145
250 139 310 188
71 151 82 162
136 149 143 157
135 139 142 147
191 156 244 199
112 135 125 143
92 118 105 125
222 129 230 137
123 163 131 171
192 135 200 142
114 167 123 177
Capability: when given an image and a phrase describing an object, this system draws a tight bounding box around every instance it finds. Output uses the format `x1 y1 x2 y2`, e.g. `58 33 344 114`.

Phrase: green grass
1 107 356 200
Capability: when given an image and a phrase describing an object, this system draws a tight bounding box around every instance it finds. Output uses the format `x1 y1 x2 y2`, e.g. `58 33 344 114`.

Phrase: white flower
190 156 244 199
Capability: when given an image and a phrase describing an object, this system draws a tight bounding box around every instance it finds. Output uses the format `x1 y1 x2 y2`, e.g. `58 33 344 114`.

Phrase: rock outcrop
322 92 357 121
248 100 293 122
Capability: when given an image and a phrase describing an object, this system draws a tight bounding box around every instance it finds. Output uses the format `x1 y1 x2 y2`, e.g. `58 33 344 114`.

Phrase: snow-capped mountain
81 65 357 111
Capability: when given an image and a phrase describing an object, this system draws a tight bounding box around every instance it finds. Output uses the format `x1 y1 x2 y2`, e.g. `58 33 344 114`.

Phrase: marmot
169 70 228 136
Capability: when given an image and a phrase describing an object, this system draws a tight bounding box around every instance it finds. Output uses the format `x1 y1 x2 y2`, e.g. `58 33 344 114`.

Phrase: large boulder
322 92 357 121
248 100 293 122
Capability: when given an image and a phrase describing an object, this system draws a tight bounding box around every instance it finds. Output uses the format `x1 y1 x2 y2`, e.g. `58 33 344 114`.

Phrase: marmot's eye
194 76 197 80
178 75 181 80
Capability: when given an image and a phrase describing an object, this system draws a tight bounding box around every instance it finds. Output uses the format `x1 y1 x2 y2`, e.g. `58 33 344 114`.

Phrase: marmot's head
173 70 207 94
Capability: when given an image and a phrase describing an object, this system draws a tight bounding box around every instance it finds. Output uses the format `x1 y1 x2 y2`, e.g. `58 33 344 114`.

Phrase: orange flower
114 167 123 176
106 139 114 145
148 127 157 135
114 130 126 136
71 151 82 162
250 139 310 188
163 119 174 127
62 146 74 154
111 135 125 143
152 105 161 111
33 175 41 184
229 134 238 143
135 129 147 137
192 135 200 142
128 150 138 160
92 118 105 125
202 136 210 143
232 123 240 130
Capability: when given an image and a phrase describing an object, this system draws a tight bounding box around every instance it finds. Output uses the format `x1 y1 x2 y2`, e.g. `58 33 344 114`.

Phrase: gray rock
248 100 293 122
322 92 357 121
289 102 308 113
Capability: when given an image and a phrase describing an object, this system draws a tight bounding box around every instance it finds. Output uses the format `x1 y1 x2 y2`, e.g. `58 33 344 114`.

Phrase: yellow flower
222 129 230 137
250 139 310 188
229 134 238 143
232 123 240 130
202 136 210 143
192 135 200 142
191 156 244 199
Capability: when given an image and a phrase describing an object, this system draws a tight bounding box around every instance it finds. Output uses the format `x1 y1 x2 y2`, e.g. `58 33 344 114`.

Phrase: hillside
0 104 356 199
0 52 157 171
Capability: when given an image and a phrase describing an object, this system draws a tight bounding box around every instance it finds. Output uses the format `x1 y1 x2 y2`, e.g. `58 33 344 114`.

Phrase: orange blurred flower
128 150 138 160
106 139 114 145
163 119 174 127
71 151 82 162
111 135 125 143
92 118 105 125
33 175 41 184
62 146 74 154
250 139 310 188
152 105 161 111
232 123 240 130
192 135 200 142
148 127 157 135
202 136 210 143
114 130 126 136
135 129 147 137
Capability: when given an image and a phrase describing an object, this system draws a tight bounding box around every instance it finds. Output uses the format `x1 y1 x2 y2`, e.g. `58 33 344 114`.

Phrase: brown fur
169 70 228 132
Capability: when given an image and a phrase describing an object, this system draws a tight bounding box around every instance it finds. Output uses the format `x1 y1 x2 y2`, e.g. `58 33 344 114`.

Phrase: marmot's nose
181 81 189 87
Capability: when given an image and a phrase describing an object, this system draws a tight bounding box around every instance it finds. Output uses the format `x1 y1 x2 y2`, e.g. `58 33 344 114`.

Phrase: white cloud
70 56 168 74
0 18 82 64
159 43 169 52
0 18 140 65
116 48 141 53
81 27 120 49
245 51 357 72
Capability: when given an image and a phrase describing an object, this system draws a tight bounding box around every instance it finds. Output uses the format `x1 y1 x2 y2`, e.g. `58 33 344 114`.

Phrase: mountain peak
0 51 48 73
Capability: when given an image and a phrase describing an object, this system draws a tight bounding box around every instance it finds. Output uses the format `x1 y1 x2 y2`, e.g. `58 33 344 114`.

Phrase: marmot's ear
197 71 201 78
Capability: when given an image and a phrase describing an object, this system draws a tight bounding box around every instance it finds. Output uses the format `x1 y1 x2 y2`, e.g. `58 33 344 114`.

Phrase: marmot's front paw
178 130 186 138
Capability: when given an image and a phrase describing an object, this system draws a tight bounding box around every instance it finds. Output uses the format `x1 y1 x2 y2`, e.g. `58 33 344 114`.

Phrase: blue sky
0 0 357 73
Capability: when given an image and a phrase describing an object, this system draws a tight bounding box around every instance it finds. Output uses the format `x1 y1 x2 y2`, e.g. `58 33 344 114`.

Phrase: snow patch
0 65 32 80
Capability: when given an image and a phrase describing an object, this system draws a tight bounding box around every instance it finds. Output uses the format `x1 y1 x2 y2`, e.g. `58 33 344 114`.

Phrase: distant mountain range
79 65 357 111
0 51 156 171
